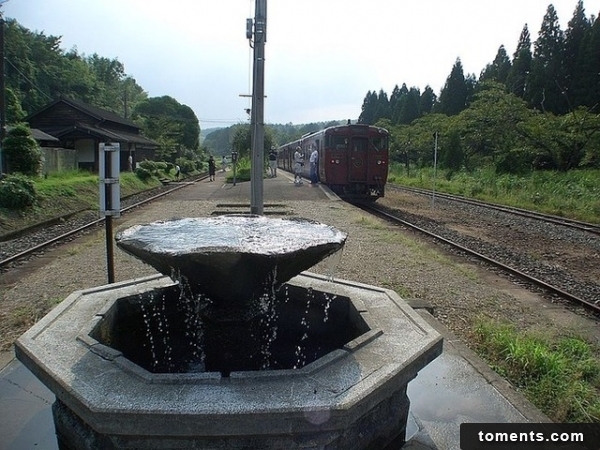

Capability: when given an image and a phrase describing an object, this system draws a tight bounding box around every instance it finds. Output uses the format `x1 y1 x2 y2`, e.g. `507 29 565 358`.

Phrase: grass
0 170 162 237
388 165 600 224
35 170 162 201
473 318 600 423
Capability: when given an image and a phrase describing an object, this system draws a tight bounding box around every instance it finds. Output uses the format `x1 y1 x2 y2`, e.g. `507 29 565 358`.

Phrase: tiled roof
25 96 141 129
53 123 158 146
30 128 60 141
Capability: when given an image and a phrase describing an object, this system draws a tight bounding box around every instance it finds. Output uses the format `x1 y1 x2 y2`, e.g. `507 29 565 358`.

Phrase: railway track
389 184 600 236
0 178 203 271
356 193 600 315
3 177 599 316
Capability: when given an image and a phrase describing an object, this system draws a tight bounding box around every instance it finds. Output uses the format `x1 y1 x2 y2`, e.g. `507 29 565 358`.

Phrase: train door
349 137 368 181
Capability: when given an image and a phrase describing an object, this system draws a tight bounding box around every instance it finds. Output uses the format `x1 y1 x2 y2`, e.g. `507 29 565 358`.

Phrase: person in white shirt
309 147 319 184
293 147 304 185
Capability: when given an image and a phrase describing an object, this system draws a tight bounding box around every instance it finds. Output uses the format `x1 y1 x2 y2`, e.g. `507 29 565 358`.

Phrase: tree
441 130 464 171
457 82 532 169
570 5 599 108
373 90 391 123
436 58 470 116
390 84 408 125
518 107 600 171
394 113 451 168
419 86 437 115
563 0 591 109
3 124 43 175
396 87 421 125
133 96 201 160
358 91 378 124
480 45 511 84
526 5 567 114
231 124 275 160
506 25 533 98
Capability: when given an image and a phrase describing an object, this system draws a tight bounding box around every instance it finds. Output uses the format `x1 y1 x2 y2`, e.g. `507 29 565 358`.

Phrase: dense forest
357 2 600 174
3 2 600 174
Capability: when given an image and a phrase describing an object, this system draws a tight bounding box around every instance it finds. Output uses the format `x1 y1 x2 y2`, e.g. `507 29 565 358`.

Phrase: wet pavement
0 171 549 450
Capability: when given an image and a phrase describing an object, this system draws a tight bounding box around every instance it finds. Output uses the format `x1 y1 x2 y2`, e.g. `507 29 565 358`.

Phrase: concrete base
15 272 442 450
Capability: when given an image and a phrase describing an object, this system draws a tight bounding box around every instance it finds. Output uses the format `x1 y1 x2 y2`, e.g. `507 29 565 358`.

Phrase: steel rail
389 184 600 236
357 201 600 315
0 179 202 269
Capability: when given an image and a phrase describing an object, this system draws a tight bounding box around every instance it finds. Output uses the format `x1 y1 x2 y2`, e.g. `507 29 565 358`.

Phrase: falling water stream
113 215 355 376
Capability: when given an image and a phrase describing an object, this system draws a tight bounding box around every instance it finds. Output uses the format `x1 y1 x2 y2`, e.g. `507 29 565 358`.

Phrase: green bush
138 160 174 177
175 157 198 174
0 174 37 208
225 156 251 183
3 124 43 176
134 167 153 181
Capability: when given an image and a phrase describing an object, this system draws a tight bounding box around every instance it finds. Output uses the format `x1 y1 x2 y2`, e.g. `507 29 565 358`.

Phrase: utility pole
432 131 439 209
248 0 267 215
0 15 6 175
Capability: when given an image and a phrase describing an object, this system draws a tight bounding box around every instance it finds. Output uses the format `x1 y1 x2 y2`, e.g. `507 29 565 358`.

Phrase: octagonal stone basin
89 281 367 374
15 272 443 450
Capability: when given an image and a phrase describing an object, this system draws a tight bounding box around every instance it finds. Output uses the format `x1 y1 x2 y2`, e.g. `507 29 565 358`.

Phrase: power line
5 57 53 102
198 117 245 124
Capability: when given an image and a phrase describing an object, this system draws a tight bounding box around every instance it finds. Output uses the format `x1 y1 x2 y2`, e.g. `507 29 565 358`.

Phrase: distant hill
201 121 348 155
200 127 225 144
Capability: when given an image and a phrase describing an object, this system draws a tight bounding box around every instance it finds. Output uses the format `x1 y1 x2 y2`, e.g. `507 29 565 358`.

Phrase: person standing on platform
268 147 278 178
309 146 319 185
175 164 181 181
293 146 304 185
208 156 216 181
221 155 227 172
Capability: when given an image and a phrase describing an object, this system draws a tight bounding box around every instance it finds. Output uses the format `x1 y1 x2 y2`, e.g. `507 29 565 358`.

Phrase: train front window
327 135 348 150
353 139 367 152
372 136 388 152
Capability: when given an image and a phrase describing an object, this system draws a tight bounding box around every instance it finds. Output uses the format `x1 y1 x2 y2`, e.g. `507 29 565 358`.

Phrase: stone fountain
15 215 442 450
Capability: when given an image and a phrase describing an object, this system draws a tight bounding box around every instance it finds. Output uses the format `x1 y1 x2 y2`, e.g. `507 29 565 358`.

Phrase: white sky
4 0 600 129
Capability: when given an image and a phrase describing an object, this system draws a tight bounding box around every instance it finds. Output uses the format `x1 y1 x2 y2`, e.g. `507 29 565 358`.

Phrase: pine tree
436 58 469 116
390 84 408 125
526 5 567 114
358 91 378 124
480 45 511 84
506 25 532 98
579 13 600 108
373 90 391 123
397 88 421 125
563 1 591 109
419 86 437 115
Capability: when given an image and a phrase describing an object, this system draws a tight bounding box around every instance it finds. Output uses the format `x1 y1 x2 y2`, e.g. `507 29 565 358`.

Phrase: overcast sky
4 0 600 129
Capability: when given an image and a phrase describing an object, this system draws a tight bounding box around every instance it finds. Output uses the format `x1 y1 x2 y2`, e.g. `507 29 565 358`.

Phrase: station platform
171 169 337 203
0 169 550 450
